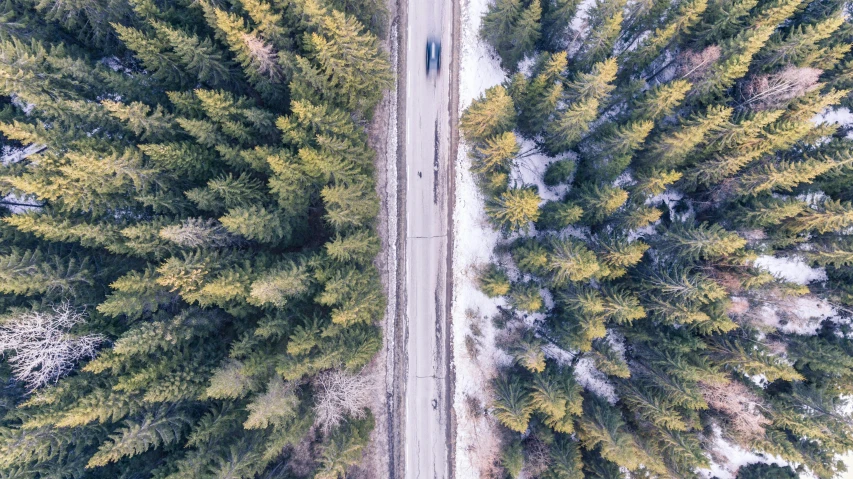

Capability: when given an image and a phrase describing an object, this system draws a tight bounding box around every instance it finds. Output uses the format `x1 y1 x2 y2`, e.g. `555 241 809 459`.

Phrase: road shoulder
445 0 461 476
361 0 406 477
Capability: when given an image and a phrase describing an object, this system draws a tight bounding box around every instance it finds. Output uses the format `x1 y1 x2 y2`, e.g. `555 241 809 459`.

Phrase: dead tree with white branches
312 369 373 434
700 378 770 442
0 302 104 391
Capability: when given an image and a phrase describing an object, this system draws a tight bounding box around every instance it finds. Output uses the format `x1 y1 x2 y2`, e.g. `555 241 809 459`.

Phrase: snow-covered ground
697 424 794 479
452 0 511 475
754 255 828 285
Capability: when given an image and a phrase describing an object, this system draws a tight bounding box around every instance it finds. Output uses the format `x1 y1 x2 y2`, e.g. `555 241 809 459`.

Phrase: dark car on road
426 38 441 74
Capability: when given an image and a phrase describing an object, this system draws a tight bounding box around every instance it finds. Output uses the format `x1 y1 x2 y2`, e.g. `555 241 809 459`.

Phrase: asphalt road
402 0 454 477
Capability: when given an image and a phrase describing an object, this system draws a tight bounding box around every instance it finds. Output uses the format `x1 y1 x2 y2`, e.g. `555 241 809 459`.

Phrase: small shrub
543 159 575 186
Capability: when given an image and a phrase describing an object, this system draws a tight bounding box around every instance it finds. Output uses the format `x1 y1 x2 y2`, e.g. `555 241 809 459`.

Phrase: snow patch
453 137 512 477
697 424 792 479
2 144 45 165
573 355 619 404
754 255 827 285
509 138 570 202
570 0 598 35
815 107 853 128
454 1 511 473
458 0 507 110
648 189 693 222
754 296 837 336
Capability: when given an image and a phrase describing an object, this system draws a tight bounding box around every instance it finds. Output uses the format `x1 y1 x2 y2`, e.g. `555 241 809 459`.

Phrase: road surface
401 0 454 477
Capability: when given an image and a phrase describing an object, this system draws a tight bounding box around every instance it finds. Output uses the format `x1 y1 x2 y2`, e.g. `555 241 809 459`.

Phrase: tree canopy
468 0 853 476
0 0 390 477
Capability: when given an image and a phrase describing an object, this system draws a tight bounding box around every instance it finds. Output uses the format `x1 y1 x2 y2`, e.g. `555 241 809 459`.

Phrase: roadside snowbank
453 0 511 476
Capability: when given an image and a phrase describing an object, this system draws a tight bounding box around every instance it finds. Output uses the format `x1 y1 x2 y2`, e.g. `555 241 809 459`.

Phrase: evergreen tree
486 187 542 232
460 85 517 142
574 183 629 224
465 0 853 473
507 0 543 67
576 0 626 70
577 396 644 471
0 1 391 477
493 376 534 433
479 264 512 297
481 0 523 66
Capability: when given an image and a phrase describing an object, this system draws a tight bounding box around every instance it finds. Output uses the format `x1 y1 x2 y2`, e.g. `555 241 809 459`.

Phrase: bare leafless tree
700 379 770 441
0 302 104 391
313 369 374 434
242 33 282 81
678 45 722 82
742 66 823 109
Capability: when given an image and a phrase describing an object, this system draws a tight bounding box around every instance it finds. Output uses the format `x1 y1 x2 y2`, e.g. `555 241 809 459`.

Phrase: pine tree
576 0 625 70
493 376 534 432
582 119 654 180
506 0 542 67
308 10 393 112
642 105 732 169
689 0 803 101
692 0 759 45
591 341 630 378
513 239 552 276
479 264 512 297
213 8 285 102
660 222 746 261
636 81 693 122
537 201 584 230
149 20 237 88
474 131 520 174
793 199 853 233
502 440 525 478
755 14 847 71
568 57 619 102
486 187 542 232
541 0 580 49
220 205 291 244
461 85 517 142
544 159 576 186
481 0 523 66
546 436 584 479
321 182 380 232
543 97 600 154
510 281 545 312
516 52 566 134
574 184 629 224
710 336 804 382
619 0 708 77
733 154 852 196
577 396 643 471
511 333 547 372
325 230 381 264
113 23 186 87
0 248 94 298
87 405 192 468
549 239 602 285
641 265 728 304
